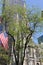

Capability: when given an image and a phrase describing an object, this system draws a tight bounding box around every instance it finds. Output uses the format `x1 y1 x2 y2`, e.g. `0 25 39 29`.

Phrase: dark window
37 63 39 65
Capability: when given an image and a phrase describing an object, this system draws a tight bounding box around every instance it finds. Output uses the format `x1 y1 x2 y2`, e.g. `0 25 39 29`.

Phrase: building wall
5 0 25 26
23 46 42 65
0 0 3 15
5 0 25 7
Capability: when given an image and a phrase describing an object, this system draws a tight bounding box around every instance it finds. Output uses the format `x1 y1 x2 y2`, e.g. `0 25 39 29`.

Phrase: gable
38 35 43 44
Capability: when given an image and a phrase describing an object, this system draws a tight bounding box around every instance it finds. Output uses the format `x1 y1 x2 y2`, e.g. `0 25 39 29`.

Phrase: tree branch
6 32 15 45
22 22 38 65
6 32 17 65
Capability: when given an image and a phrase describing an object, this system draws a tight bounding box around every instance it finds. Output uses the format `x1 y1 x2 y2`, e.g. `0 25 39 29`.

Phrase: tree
2 5 40 65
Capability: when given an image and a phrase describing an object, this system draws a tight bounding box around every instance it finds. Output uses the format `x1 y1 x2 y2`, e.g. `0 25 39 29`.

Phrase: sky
26 0 43 10
29 22 43 44
32 32 43 44
26 0 43 44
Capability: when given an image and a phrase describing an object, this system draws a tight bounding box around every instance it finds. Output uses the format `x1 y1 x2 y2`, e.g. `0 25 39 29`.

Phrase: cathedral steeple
5 0 25 7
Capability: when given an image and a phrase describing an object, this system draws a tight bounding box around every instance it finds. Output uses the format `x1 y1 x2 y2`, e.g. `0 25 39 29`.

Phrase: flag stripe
0 32 8 50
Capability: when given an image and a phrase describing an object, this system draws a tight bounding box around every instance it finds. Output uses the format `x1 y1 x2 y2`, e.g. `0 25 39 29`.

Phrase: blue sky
26 0 43 44
26 0 43 10
29 22 43 44
32 32 43 44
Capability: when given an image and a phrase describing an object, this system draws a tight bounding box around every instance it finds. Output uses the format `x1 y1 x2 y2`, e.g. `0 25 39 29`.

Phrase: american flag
0 32 8 50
